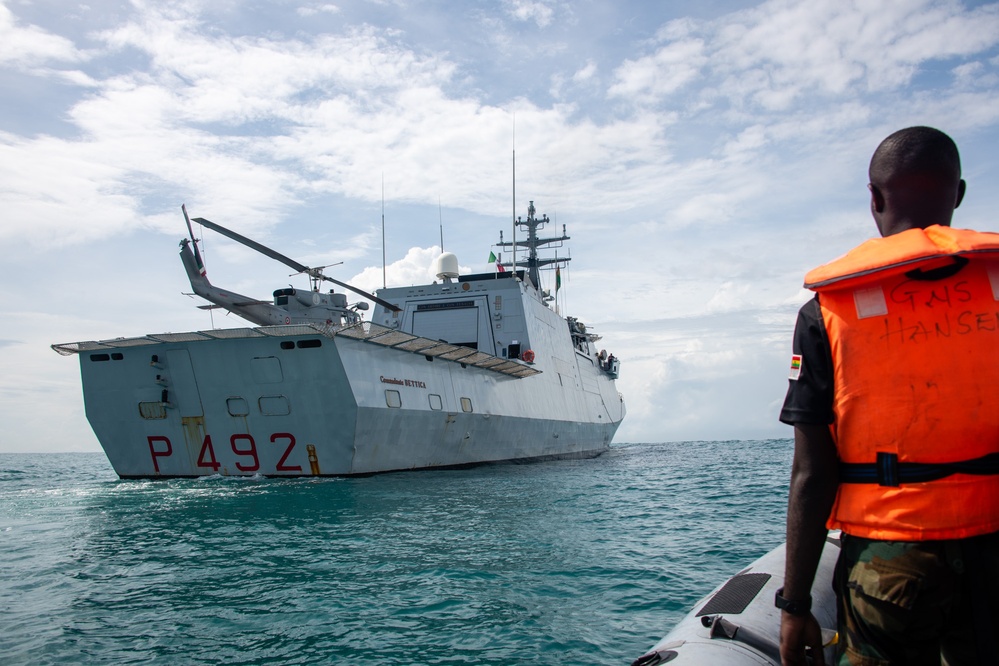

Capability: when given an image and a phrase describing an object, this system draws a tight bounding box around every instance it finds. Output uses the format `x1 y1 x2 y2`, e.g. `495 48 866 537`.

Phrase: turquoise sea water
0 441 792 665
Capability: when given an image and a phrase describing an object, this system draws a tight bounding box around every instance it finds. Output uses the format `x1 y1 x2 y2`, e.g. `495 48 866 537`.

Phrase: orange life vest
806 225 999 540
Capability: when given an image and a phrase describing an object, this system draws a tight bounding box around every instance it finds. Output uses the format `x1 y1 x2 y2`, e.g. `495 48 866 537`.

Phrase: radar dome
434 252 459 280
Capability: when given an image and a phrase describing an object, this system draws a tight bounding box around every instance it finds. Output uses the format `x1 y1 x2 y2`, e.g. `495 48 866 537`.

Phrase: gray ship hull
60 321 623 478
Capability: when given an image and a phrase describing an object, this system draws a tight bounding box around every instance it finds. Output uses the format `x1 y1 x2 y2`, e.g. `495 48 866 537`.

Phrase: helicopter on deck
179 205 400 328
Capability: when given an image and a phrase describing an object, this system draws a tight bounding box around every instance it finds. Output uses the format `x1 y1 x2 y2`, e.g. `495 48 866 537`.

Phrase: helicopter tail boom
179 239 288 326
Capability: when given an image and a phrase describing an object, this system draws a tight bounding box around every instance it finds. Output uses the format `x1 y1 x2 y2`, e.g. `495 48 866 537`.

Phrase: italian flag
489 251 505 272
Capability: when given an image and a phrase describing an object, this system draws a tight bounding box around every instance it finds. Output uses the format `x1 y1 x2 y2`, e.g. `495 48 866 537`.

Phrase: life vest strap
840 452 999 486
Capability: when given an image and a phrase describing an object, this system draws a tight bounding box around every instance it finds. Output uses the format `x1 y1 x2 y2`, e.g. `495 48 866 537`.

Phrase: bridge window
413 304 479 349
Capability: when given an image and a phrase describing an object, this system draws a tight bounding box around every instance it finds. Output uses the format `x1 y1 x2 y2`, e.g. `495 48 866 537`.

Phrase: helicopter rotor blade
318 274 400 312
192 217 310 275
193 216 401 312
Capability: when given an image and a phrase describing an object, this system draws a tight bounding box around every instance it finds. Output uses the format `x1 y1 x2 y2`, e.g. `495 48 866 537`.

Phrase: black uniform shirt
779 296 835 425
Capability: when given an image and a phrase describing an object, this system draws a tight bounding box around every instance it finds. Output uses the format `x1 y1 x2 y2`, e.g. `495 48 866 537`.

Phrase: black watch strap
774 587 812 616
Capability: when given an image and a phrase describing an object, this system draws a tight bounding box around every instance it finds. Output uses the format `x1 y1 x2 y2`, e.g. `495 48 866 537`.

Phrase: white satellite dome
434 252 459 280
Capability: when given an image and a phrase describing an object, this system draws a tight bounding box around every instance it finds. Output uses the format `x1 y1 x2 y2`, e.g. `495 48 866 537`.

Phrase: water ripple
0 442 792 665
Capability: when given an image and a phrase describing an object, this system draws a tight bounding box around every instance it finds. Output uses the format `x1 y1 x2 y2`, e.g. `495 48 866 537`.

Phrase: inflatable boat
631 533 841 665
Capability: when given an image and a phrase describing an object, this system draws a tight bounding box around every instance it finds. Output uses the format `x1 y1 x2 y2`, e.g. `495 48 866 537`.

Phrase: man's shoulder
796 295 822 322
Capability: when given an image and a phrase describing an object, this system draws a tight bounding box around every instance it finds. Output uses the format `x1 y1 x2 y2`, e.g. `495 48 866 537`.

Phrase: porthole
226 397 250 417
386 390 402 408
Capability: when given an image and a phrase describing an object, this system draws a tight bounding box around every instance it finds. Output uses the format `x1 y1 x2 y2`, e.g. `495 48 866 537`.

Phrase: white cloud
297 3 341 17
12 0 994 254
504 0 555 28
608 38 706 102
611 0 999 111
0 3 83 68
704 282 753 313
350 245 460 295
572 60 597 83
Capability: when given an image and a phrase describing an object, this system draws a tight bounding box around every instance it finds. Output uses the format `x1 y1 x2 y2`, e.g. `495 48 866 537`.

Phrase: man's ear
955 179 966 209
868 183 885 213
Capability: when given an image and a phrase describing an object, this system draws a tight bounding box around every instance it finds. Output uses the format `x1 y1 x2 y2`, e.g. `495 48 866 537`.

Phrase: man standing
778 127 999 665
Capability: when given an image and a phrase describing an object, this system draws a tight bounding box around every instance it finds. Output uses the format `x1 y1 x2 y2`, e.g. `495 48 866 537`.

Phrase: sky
3 0 999 454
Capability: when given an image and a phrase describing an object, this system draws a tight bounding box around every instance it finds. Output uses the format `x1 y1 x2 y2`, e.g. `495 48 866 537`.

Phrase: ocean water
0 440 792 665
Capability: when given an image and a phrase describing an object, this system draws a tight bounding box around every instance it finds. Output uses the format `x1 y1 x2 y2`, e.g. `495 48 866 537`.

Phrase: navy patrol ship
53 202 625 477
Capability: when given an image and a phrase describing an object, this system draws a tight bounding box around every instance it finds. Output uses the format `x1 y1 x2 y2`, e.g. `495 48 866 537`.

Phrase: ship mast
496 201 570 289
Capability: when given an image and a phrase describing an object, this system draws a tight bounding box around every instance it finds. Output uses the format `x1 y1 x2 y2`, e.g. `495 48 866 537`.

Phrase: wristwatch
774 587 812 616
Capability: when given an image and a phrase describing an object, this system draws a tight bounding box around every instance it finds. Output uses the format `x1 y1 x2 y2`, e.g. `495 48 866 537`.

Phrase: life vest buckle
877 451 900 487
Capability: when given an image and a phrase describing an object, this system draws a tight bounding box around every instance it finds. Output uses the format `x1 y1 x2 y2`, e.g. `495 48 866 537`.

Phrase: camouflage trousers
833 531 999 665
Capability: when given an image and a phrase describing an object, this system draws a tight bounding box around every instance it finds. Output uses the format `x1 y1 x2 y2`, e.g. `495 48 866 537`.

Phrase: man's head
868 126 966 237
